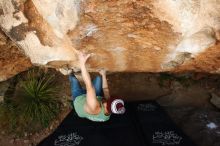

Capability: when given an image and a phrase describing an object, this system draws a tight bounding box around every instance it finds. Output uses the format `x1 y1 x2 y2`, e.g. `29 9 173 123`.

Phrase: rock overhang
0 0 220 81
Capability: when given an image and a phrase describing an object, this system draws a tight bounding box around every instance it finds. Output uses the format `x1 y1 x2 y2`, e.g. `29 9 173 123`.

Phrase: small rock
0 95 3 102
153 46 161 51
1 131 5 135
24 132 28 137
210 93 220 109
50 125 53 130
24 140 29 144
62 102 67 107
10 139 15 144
35 133 39 137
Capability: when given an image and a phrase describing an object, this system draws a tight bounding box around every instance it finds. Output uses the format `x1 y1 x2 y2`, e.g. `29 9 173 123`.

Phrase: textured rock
163 27 217 69
0 0 220 80
166 107 220 146
210 93 220 109
0 29 32 81
0 80 10 102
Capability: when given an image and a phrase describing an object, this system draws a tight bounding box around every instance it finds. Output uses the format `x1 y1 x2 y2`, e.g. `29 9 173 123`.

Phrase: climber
69 51 126 122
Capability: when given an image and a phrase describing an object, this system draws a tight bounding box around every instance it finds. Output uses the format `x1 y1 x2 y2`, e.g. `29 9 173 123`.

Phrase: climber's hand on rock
77 51 91 65
98 68 106 76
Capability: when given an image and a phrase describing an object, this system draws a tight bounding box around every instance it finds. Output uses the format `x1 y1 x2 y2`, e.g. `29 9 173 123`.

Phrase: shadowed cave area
1 70 220 146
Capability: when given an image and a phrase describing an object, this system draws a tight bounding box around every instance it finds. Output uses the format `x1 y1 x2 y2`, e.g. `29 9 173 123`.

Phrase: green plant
0 68 61 134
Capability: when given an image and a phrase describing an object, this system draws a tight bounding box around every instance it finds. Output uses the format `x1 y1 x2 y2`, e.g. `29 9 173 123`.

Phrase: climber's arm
99 69 110 99
77 52 99 111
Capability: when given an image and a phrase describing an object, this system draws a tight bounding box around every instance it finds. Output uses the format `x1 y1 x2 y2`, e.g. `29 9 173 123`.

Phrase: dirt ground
1 72 220 146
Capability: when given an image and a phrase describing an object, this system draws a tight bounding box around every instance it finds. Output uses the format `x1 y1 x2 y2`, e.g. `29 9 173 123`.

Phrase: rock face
0 29 31 81
0 0 220 80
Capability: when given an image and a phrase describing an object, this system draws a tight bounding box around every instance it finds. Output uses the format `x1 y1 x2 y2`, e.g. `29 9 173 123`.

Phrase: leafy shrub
0 68 61 134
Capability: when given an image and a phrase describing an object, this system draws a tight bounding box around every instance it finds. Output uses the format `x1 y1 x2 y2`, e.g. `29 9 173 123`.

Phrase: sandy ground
1 72 220 146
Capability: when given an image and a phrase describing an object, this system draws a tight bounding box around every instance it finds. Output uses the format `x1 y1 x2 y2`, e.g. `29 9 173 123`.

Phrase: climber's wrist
79 62 86 67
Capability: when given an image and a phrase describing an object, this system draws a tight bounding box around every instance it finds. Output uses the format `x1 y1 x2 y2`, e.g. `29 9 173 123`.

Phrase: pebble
0 95 4 102
153 46 161 51
210 93 220 109
1 131 5 135
50 125 53 130
24 139 30 144
9 139 15 144
24 132 28 137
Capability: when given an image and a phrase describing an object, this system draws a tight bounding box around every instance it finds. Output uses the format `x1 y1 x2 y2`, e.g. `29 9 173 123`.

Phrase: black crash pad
38 103 144 146
130 101 196 146
38 101 196 146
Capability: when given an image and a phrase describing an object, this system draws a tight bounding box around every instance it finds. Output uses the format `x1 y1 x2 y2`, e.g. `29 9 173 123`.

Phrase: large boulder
0 0 220 80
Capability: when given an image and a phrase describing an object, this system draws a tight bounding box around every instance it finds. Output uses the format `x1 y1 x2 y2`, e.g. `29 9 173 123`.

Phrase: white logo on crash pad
54 132 83 146
152 131 182 145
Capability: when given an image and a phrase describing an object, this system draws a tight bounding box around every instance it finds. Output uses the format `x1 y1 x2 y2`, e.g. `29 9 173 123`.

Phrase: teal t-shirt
73 94 110 122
